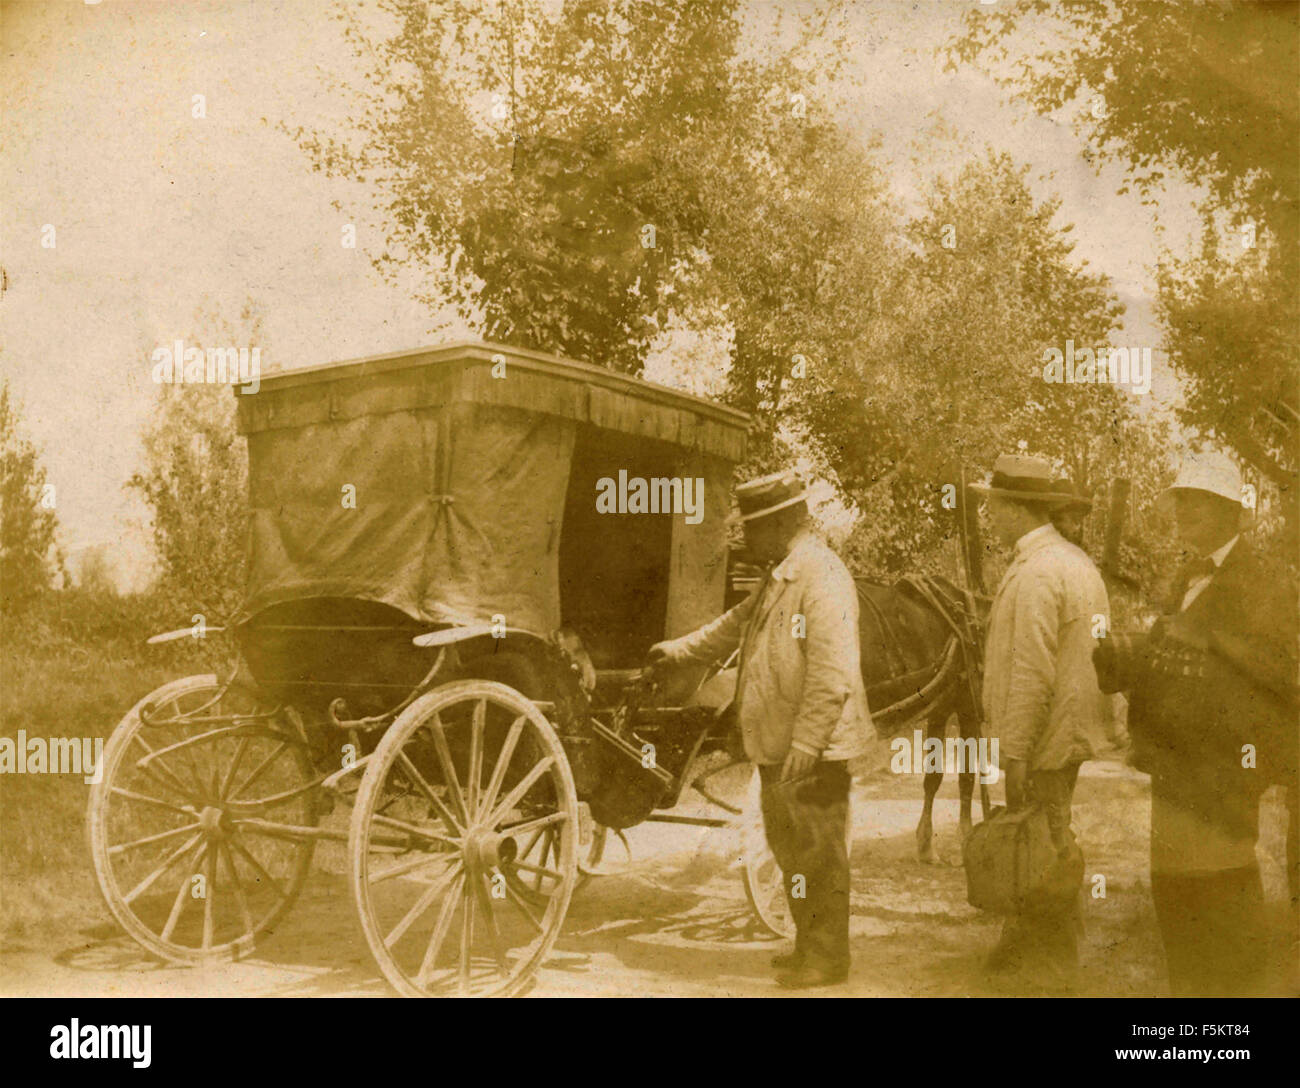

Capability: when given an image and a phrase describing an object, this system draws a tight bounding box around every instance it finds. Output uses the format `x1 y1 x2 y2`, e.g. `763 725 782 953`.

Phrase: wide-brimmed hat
1052 477 1093 514
736 468 810 522
1155 450 1245 516
968 455 1076 506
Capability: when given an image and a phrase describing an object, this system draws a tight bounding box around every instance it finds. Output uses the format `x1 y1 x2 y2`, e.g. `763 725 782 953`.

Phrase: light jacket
983 523 1111 771
658 529 872 765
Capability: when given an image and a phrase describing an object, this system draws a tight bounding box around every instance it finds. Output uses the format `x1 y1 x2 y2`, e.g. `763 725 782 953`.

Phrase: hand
1004 758 1028 811
643 641 674 680
780 747 818 783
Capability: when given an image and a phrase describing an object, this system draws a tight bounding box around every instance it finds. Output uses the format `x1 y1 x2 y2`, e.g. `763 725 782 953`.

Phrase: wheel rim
87 678 318 962
740 769 795 939
350 680 578 997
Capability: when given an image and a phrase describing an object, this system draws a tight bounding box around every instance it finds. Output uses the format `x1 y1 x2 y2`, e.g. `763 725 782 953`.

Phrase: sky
0 0 1204 590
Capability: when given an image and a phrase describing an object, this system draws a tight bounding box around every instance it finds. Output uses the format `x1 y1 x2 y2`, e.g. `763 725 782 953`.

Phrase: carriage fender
688 665 737 711
412 624 541 649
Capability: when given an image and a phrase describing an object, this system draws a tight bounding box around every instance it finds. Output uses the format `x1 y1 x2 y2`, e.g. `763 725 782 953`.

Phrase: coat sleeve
789 556 862 757
1209 569 1299 708
659 590 756 666
997 570 1060 762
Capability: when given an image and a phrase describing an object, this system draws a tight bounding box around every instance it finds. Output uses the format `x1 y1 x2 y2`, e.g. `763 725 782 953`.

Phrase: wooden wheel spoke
369 811 459 849
369 852 452 886
128 738 203 801
161 841 207 941
472 872 510 977
226 837 287 901
484 756 555 829
395 751 462 833
384 862 461 950
218 735 251 799
111 786 194 818
478 714 526 821
229 741 289 801
427 714 470 827
518 828 543 862
466 699 486 820
110 821 202 857
415 873 464 988
458 875 475 995
202 844 217 949
510 858 563 884
501 811 567 838
219 840 255 936
502 882 544 933
122 831 204 904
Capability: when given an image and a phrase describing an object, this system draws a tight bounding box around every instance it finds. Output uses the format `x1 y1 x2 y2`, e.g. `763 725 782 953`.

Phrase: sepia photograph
0 0 1296 1052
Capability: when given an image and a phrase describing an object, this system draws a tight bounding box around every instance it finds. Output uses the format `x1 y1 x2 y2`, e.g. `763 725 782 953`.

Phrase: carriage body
88 342 767 996
232 341 749 817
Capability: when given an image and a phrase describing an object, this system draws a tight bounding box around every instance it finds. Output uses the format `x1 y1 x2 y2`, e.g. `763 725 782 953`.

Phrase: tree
800 150 1139 575
0 379 65 610
295 0 858 376
951 0 1298 501
126 304 258 620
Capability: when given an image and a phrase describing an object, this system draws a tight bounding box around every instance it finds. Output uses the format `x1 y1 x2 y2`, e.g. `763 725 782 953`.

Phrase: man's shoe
770 949 802 970
775 962 848 989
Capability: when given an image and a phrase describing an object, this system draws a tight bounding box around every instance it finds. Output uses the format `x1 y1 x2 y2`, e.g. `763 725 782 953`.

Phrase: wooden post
1102 477 1131 579
949 460 986 595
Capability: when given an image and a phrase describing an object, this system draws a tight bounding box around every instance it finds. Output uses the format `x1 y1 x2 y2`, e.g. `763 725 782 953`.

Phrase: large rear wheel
349 680 578 997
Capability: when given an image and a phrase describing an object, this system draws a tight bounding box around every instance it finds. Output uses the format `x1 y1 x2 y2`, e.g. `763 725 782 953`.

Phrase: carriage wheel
739 768 854 939
87 675 318 963
349 679 578 997
738 770 795 939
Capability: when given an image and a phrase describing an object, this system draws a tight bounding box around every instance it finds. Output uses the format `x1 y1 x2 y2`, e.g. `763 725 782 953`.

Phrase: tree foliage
296 0 856 378
126 307 257 620
951 0 1298 497
0 380 65 610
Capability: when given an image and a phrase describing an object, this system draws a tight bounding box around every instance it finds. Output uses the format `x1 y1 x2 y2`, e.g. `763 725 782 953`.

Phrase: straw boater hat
1052 477 1093 514
735 468 810 522
1154 450 1246 517
968 454 1076 506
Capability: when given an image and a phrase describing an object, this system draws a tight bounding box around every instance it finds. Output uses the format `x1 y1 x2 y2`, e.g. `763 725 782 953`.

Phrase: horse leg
916 710 945 864
956 705 983 840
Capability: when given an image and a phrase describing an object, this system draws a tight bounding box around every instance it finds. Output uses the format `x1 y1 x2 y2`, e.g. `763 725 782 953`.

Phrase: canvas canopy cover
234 342 749 649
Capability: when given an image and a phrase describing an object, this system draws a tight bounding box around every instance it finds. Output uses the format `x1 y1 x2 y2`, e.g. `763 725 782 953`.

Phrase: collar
1204 534 1239 569
769 528 817 582
1013 522 1059 558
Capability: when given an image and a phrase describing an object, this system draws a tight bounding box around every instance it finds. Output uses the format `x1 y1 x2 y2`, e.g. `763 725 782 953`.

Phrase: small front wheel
87 676 318 963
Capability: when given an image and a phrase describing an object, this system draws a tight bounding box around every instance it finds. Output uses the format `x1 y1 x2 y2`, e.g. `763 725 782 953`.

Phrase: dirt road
2 761 1293 998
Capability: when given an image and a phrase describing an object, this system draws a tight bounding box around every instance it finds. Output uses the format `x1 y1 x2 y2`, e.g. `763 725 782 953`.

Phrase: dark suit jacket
1125 538 1298 845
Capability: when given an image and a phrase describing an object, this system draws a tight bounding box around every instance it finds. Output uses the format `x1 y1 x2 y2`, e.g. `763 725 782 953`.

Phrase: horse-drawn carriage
88 341 806 996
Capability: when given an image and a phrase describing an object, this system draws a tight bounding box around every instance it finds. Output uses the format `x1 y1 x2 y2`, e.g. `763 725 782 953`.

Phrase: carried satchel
962 804 1083 916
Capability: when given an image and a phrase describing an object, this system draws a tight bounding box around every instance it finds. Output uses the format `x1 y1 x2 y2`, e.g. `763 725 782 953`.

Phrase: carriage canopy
234 342 749 665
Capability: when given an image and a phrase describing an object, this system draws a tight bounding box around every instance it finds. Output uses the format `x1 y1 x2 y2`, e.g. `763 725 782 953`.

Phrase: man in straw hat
971 454 1111 993
1049 477 1093 549
646 468 871 988
1093 449 1298 995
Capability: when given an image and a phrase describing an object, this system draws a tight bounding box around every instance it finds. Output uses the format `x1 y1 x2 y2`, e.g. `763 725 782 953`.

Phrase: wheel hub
463 827 514 869
198 805 227 836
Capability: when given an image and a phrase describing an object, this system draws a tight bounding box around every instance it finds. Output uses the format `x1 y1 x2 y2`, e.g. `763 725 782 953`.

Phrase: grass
0 589 236 944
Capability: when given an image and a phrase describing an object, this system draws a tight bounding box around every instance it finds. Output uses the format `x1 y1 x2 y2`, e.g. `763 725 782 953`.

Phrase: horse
854 574 990 861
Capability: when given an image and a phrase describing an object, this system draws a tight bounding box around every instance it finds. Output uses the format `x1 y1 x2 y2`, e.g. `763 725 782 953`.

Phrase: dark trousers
1151 865 1266 996
758 760 851 970
994 763 1082 990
